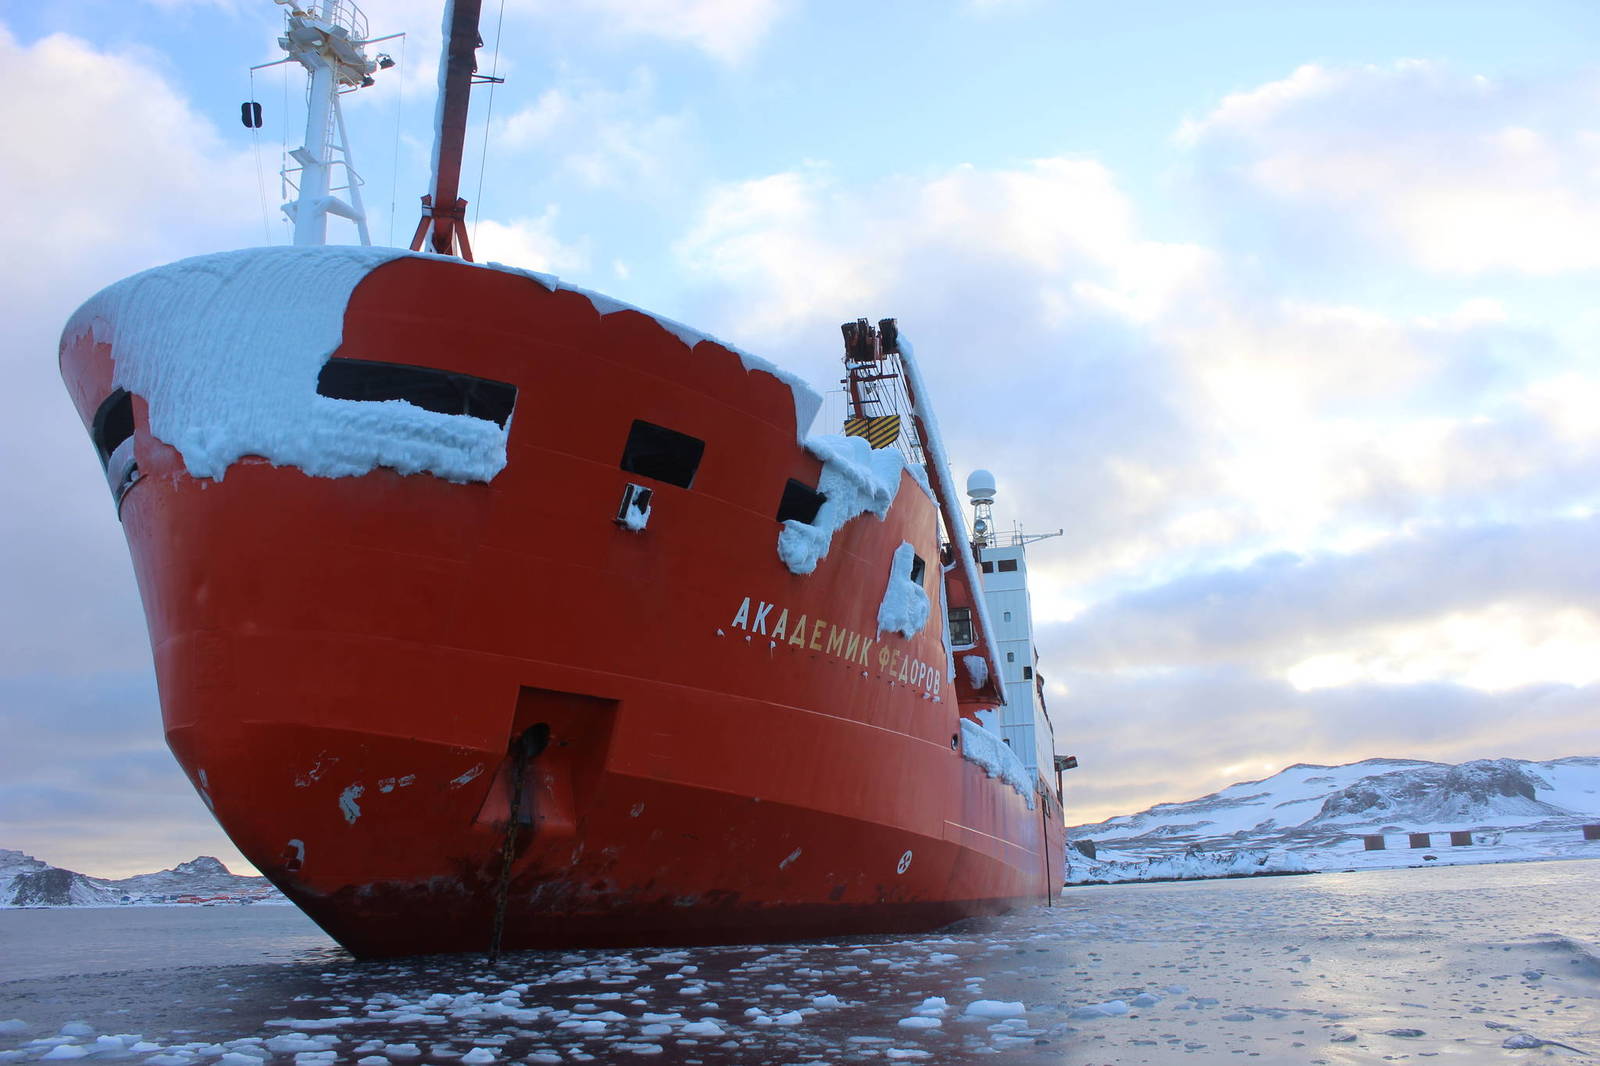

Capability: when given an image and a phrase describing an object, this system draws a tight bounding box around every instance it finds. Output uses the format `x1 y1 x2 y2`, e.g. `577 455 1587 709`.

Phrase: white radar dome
966 469 997 504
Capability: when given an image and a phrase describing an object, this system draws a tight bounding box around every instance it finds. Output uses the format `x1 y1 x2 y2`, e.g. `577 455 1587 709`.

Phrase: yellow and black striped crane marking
843 414 902 450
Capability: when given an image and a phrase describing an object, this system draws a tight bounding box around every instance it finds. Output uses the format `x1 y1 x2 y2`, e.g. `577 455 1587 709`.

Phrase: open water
1 858 1597 1064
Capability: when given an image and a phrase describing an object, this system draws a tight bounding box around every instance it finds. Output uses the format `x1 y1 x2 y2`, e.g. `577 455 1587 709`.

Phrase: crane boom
410 0 485 260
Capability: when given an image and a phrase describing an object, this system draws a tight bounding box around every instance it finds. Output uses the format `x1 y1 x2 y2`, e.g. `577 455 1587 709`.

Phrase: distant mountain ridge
0 849 284 907
1067 756 1600 883
1309 759 1564 824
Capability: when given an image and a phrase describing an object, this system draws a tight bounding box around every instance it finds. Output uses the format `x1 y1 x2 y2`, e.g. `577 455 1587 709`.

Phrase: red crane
409 0 494 261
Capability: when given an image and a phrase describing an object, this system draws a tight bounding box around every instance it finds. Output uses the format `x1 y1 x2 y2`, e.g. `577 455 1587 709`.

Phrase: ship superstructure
968 473 1062 786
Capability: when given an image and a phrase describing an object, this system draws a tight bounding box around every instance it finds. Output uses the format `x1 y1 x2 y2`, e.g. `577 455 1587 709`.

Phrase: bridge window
621 420 705 489
948 606 974 646
777 478 825 523
317 358 517 427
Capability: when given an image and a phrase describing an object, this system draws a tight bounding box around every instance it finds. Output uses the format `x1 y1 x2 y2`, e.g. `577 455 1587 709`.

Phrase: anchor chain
488 723 549 962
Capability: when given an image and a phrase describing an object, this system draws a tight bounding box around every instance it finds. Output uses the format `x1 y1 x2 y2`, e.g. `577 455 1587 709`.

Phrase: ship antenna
967 469 996 549
261 0 399 246
410 0 504 261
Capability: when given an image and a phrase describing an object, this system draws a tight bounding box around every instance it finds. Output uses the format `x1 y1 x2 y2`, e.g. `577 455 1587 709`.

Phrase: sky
2 0 1598 878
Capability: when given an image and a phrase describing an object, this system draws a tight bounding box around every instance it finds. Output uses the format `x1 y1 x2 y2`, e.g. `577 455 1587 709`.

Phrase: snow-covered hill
0 849 285 907
1067 756 1600 883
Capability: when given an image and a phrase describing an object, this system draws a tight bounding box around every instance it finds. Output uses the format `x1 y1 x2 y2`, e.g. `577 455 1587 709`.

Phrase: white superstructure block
977 544 1056 784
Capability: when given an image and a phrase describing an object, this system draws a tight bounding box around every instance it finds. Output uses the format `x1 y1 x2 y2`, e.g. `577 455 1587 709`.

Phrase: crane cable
386 32 407 247
471 0 508 247
248 67 273 244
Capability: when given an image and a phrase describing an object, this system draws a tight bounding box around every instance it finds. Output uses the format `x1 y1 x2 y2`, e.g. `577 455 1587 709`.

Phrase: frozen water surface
1 859 1596 1063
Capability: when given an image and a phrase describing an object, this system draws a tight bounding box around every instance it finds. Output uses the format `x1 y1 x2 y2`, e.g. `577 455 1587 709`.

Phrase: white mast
273 0 390 245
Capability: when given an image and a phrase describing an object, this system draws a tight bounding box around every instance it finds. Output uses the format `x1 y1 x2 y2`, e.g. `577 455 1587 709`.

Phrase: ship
57 0 1068 957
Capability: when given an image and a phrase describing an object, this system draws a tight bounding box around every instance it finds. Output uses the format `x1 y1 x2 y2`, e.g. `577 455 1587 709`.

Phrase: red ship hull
61 250 1065 956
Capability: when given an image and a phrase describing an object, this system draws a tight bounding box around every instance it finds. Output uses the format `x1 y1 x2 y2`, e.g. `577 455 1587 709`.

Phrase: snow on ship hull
60 247 1064 957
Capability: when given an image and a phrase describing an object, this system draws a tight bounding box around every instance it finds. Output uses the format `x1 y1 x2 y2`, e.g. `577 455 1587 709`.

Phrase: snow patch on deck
64 245 508 484
778 435 908 575
65 246 822 485
877 542 931 638
959 719 1035 809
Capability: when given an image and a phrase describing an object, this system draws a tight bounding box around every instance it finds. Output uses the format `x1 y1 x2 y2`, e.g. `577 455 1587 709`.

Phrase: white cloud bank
559 0 787 64
473 209 591 274
0 24 265 876
1182 61 1600 276
493 70 694 193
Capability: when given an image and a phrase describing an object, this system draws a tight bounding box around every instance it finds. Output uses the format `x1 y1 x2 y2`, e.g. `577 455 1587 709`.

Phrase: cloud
493 70 694 193
680 158 1212 338
140 0 242 10
0 26 259 283
673 153 1598 600
1155 296 1591 552
0 23 262 871
0 674 253 879
472 208 591 273
675 159 1233 599
1181 61 1600 276
1284 604 1600 692
1043 514 1600 820
1052 515 1600 673
554 0 787 64
1054 665 1599 825
394 0 785 65
0 24 260 677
